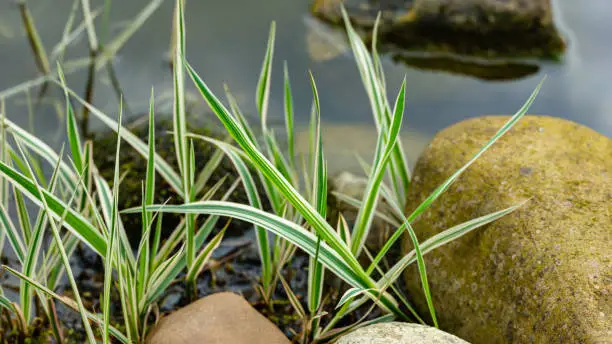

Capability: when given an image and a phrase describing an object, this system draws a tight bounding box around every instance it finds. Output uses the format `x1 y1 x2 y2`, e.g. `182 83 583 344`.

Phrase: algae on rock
403 116 611 343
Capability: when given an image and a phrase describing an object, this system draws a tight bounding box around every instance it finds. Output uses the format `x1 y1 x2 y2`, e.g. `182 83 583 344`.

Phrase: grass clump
0 0 542 342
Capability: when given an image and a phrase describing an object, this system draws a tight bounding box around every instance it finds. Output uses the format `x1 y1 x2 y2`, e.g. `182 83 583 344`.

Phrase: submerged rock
403 116 611 343
337 322 469 344
146 292 290 344
312 0 566 59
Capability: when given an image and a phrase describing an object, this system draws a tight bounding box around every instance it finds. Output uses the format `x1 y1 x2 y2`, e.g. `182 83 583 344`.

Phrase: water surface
0 0 610 173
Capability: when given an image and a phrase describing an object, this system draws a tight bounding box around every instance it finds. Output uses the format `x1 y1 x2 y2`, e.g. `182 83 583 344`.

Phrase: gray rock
146 292 290 344
337 322 469 344
403 116 611 343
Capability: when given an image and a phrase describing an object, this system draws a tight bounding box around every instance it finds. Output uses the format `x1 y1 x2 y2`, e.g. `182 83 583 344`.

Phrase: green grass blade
350 78 405 255
0 203 25 263
187 133 273 295
0 159 106 255
184 59 360 273
279 274 306 319
58 81 184 196
406 81 543 222
256 22 276 134
283 61 295 169
403 219 437 327
59 62 84 173
307 72 326 315
186 221 228 281
2 266 130 344
13 141 97 343
102 102 123 344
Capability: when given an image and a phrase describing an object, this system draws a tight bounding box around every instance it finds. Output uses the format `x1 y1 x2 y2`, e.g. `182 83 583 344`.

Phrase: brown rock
403 116 611 343
146 292 290 344
312 0 566 59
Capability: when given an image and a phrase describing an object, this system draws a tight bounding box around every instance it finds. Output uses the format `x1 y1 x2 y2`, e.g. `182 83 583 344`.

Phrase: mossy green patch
403 116 611 343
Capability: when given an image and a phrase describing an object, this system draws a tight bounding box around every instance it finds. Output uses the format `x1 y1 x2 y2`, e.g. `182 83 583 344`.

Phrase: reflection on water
0 0 610 163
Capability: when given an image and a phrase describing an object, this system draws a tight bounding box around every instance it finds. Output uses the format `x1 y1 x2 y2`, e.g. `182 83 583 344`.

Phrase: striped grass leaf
123 201 408 319
125 201 362 287
184 60 363 276
93 173 136 268
57 81 184 196
256 21 275 135
59 64 93 212
279 274 306 319
172 0 196 278
102 102 123 344
138 89 157 300
12 141 97 343
223 85 258 146
264 131 294 184
0 203 25 263
315 313 395 343
336 213 351 247
380 201 527 289
406 81 543 222
367 81 544 271
307 72 326 317
59 63 84 173
341 8 410 206
402 219 437 327
4 118 76 190
336 287 375 309
350 78 405 255
0 153 106 255
336 202 527 326
2 265 130 344
0 296 27 336
20 146 66 322
283 61 295 169
42 232 79 291
186 220 229 282
142 180 240 307
187 133 273 298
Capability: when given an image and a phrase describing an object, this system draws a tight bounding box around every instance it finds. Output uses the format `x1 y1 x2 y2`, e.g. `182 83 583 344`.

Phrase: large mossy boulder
403 116 611 343
312 0 566 59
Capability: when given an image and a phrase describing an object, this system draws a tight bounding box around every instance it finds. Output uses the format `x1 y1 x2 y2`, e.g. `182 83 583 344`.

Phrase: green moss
403 116 611 343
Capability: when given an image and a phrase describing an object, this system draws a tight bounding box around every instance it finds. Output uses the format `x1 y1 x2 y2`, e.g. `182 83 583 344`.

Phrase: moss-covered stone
312 0 566 59
403 116 611 343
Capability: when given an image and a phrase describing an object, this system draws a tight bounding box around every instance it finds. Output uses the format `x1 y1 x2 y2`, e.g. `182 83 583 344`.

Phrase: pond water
0 0 611 172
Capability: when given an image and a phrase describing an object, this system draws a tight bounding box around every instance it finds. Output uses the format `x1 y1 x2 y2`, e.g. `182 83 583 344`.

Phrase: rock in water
403 116 611 343
337 322 470 344
312 0 566 59
146 292 290 344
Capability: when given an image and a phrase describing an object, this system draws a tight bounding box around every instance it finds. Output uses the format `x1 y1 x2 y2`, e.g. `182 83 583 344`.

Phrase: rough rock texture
337 322 469 344
403 116 611 343
312 0 566 59
146 292 290 344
